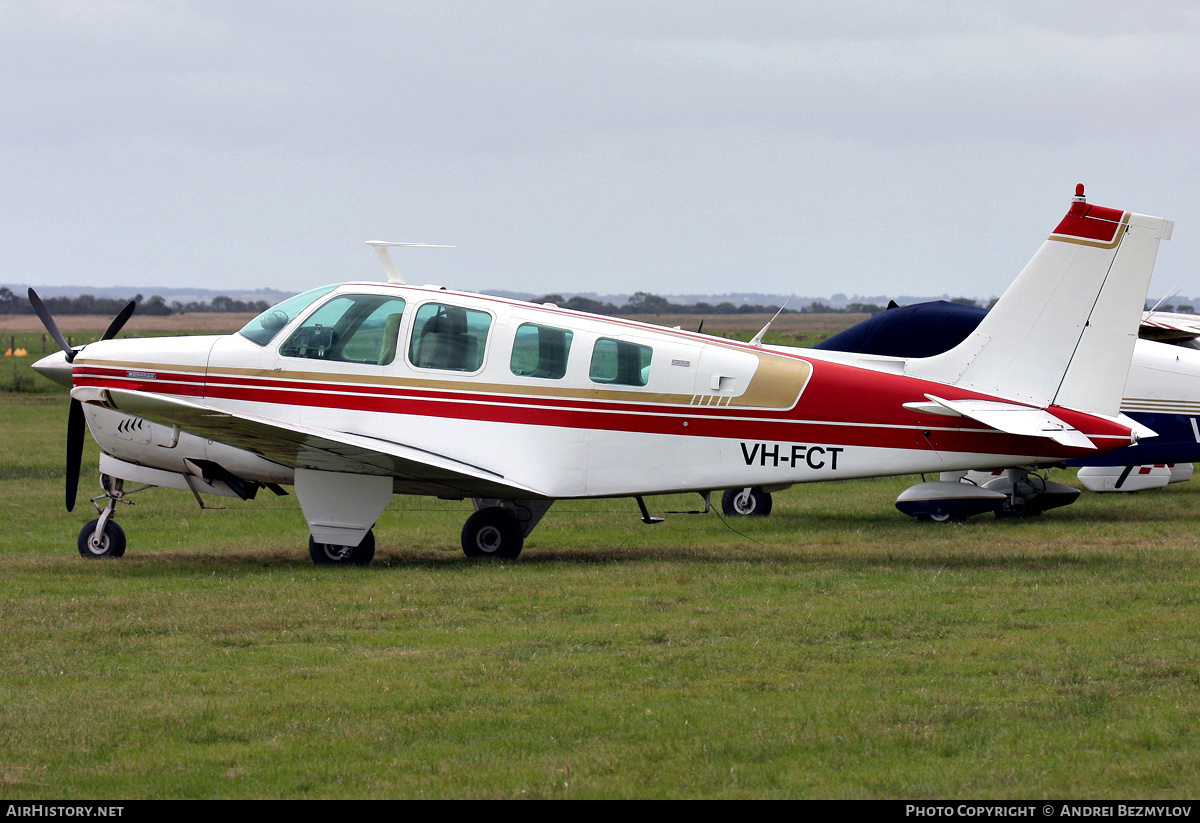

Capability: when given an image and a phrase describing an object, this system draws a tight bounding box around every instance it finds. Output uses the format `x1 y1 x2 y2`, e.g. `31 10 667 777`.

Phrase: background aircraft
32 187 1172 563
722 299 1200 521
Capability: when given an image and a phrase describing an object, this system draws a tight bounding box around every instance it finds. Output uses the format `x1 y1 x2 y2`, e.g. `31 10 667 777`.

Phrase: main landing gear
462 508 524 558
895 468 1080 522
309 530 376 566
721 487 773 517
460 499 553 560
299 500 545 565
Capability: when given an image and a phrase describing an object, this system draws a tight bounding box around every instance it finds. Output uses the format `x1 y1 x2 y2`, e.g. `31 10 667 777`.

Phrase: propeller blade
101 300 136 341
66 398 85 512
28 288 76 362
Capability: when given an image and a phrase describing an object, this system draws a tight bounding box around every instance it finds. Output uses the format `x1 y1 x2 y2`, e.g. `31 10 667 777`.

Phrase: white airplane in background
31 185 1172 565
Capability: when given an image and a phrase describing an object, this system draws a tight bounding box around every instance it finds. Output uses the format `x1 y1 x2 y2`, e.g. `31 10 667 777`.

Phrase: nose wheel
78 515 126 558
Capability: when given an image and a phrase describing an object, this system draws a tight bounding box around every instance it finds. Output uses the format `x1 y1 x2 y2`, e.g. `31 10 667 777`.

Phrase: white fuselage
68 282 1133 502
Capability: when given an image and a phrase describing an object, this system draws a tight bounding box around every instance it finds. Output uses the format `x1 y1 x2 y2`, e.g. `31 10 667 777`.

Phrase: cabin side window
408 302 492 372
278 294 406 365
589 338 652 387
510 323 574 380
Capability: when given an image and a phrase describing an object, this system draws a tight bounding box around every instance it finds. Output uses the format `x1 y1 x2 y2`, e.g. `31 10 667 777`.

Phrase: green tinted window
510 323 573 379
279 294 406 364
408 302 492 372
238 285 337 346
590 338 652 386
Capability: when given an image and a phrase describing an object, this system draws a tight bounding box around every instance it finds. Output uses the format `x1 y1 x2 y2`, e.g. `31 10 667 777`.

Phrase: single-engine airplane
31 185 1172 565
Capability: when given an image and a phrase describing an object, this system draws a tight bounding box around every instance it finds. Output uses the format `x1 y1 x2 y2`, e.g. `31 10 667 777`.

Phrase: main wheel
917 512 967 523
994 503 1043 519
721 487 773 517
309 529 376 566
462 508 524 559
78 518 126 558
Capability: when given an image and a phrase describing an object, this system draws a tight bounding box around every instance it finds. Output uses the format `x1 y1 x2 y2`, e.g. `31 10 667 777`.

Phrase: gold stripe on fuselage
80 344 814 410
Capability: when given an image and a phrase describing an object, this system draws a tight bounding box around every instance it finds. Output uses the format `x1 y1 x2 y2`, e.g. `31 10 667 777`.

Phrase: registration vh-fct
31 185 1173 565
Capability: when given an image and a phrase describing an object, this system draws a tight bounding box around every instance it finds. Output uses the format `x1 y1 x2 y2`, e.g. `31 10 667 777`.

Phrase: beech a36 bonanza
32 186 1173 565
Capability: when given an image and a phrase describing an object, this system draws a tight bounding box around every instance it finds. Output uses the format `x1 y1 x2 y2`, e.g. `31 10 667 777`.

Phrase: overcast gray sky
3 1 1198 301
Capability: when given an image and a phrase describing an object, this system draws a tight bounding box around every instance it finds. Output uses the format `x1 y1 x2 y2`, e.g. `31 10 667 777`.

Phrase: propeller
27 288 136 511
28 288 77 362
66 398 85 511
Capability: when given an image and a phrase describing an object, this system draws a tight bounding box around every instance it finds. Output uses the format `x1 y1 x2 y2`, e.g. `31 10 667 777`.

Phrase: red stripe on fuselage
73 356 1130 460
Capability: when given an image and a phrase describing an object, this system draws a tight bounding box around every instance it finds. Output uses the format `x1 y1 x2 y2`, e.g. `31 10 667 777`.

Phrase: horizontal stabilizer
905 394 1097 449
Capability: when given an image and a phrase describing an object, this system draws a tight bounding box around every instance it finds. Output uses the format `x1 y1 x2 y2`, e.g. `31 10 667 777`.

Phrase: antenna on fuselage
1146 283 1183 320
749 300 790 347
365 241 454 285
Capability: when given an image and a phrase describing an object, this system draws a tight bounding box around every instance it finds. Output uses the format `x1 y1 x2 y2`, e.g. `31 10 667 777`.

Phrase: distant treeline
534 291 934 317
1 285 999 319
0 288 269 316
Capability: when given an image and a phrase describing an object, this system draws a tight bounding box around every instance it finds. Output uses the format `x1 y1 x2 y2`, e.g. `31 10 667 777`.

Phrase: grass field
3 316 1200 799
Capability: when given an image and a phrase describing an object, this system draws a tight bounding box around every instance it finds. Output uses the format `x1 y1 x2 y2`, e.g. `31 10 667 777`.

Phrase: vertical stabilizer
906 185 1173 416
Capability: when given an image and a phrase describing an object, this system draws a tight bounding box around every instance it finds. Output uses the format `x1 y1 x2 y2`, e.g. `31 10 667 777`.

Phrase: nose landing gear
77 475 141 559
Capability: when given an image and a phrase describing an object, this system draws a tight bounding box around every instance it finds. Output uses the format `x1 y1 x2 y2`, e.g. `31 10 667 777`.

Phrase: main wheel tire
309 529 376 566
78 518 126 558
721 487 773 517
994 504 1043 519
462 508 524 559
918 512 967 523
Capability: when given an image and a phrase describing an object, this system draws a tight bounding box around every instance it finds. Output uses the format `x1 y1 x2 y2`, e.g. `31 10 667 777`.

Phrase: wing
73 386 545 500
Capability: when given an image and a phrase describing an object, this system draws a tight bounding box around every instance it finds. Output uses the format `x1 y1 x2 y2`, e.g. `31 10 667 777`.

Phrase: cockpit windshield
238 285 337 346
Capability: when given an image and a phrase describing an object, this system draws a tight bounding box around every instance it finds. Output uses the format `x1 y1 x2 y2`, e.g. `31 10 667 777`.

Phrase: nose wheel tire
309 529 376 566
462 508 524 559
78 518 126 558
721 487 773 517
